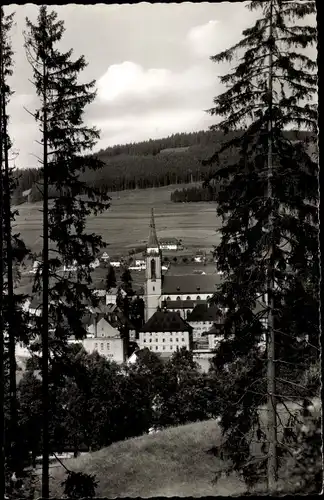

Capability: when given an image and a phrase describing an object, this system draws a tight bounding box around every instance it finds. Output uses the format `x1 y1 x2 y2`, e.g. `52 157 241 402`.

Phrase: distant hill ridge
13 129 314 204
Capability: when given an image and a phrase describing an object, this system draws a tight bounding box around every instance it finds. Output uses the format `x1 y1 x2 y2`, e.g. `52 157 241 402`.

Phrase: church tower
145 208 162 322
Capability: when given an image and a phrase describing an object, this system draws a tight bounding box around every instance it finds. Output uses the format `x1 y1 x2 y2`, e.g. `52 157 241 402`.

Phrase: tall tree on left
0 5 30 487
24 6 110 498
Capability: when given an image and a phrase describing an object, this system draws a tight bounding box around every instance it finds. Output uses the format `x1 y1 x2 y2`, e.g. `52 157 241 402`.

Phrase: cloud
96 61 215 104
90 60 218 148
186 20 221 57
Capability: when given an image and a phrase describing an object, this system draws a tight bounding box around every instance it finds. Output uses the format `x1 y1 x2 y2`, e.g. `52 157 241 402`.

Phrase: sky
5 2 317 170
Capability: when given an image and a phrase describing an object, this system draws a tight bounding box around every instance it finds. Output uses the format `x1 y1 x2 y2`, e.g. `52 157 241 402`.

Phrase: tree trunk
41 39 50 499
0 12 6 498
266 0 277 493
2 78 19 477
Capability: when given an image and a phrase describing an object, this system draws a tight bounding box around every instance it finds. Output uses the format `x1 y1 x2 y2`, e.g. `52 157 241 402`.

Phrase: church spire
147 208 159 249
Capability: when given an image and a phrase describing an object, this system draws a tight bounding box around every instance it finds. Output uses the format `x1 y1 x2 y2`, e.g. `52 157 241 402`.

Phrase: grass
13 184 221 257
36 420 247 498
32 398 320 498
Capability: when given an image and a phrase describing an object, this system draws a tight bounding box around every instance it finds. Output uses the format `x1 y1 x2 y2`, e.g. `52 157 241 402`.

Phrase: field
13 184 222 257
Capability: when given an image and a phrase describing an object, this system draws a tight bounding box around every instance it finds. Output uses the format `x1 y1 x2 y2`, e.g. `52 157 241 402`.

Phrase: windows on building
163 346 165 350
166 296 171 301
176 338 178 342
182 338 185 342
107 343 110 350
170 345 173 350
94 343 98 350
196 296 201 300
149 339 152 343
176 296 181 300
100 343 104 350
155 346 158 350
163 338 165 342
144 339 146 343
156 338 158 342
186 296 191 300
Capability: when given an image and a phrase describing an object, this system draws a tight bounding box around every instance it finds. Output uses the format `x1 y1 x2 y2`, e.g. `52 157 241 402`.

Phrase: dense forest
12 129 314 204
171 185 217 203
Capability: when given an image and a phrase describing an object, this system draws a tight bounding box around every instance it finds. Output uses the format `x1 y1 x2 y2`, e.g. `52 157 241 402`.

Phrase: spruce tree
1 6 30 483
204 0 318 493
24 6 109 497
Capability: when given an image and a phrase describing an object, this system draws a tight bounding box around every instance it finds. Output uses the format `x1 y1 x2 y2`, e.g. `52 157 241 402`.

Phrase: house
194 251 205 263
63 259 78 272
159 238 180 251
139 310 193 354
83 317 127 364
92 279 107 298
101 252 110 262
187 304 224 340
106 287 127 305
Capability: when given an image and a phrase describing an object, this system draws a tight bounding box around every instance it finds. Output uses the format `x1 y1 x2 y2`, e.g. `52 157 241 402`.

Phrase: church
144 209 222 322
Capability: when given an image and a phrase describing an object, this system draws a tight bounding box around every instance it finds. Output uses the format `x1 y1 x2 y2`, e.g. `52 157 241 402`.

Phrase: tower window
166 296 171 301
151 259 156 280
196 296 201 300
186 296 191 300
176 296 181 301
153 286 155 291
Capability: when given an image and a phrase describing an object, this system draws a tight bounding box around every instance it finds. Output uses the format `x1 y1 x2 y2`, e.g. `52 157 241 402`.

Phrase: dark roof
202 323 223 336
162 274 221 295
162 299 207 309
187 304 223 322
147 208 160 248
140 310 192 333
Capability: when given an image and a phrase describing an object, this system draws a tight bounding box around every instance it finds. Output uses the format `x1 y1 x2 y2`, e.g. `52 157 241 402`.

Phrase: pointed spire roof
147 208 159 249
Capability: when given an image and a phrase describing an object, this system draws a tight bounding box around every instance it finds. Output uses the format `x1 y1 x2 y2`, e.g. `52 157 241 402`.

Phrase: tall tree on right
204 0 318 493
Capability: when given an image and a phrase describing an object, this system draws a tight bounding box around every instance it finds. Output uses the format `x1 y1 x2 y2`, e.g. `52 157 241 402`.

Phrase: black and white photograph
0 1 320 498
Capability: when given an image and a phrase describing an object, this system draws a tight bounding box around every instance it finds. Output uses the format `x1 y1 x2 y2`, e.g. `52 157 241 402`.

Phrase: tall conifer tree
24 6 109 497
1 6 30 484
205 0 318 492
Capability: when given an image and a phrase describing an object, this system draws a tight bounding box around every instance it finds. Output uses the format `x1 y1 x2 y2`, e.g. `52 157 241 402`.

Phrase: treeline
171 185 217 203
12 129 313 203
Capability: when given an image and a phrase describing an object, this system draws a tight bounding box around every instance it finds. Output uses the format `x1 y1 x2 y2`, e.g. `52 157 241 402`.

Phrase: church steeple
147 208 159 251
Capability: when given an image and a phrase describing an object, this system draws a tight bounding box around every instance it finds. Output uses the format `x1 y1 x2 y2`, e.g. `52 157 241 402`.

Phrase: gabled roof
187 304 223 322
202 323 223 336
162 274 222 295
140 310 192 333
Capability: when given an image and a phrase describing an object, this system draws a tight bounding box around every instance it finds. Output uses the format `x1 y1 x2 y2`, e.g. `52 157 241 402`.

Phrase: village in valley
18 208 266 373
1 2 319 498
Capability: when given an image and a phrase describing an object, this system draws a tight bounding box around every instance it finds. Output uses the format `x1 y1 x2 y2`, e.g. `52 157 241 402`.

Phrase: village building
106 286 127 305
83 317 127 363
159 238 181 251
144 208 222 322
186 303 224 340
138 310 193 354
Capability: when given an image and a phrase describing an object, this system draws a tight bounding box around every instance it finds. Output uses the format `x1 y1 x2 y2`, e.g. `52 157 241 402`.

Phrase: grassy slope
42 420 247 498
34 398 320 498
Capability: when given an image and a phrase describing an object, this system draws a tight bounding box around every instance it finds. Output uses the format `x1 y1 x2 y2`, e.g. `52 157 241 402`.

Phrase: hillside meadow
32 399 320 498
13 184 221 257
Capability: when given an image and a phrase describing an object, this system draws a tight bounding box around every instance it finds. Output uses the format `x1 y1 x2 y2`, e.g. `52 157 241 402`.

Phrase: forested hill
12 129 313 204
